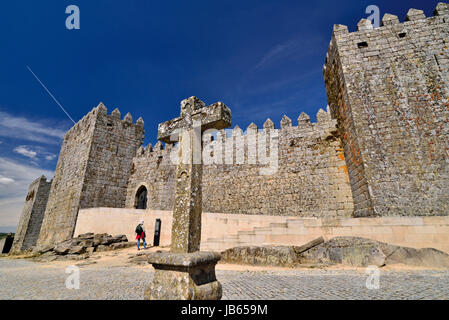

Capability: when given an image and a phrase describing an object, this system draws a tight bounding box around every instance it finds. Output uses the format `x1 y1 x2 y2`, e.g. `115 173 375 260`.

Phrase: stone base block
144 251 222 300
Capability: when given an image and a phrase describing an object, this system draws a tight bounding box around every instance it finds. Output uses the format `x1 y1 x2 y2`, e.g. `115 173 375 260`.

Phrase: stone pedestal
145 251 222 300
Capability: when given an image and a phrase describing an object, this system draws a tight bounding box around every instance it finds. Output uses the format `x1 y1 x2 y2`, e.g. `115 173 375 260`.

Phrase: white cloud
0 111 66 145
45 154 57 161
14 145 37 158
0 157 53 227
0 175 15 184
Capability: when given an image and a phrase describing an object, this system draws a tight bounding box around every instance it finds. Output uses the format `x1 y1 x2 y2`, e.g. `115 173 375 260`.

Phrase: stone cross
157 96 231 253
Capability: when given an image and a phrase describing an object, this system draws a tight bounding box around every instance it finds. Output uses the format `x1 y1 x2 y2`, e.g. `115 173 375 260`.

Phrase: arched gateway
135 185 147 209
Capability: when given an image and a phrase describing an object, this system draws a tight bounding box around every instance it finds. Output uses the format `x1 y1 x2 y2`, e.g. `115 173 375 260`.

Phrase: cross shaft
158 96 231 253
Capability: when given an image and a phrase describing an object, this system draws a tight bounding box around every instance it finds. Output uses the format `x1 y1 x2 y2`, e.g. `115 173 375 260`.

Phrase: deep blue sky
0 0 437 228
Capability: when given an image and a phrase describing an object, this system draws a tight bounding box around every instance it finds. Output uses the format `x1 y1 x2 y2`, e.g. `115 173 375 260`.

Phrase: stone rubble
32 233 134 262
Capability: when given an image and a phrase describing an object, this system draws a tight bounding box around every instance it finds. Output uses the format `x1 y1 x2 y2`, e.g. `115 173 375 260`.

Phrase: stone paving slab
0 259 448 300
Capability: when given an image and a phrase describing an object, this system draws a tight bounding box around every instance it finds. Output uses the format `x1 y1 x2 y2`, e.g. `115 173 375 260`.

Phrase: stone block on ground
69 245 86 255
78 239 94 248
93 233 111 246
86 247 96 254
111 234 128 243
53 241 73 255
77 233 94 240
34 244 55 254
221 246 298 267
31 233 134 260
293 237 324 254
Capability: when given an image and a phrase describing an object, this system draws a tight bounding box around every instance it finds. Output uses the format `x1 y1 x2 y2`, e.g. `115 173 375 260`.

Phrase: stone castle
11 3 449 253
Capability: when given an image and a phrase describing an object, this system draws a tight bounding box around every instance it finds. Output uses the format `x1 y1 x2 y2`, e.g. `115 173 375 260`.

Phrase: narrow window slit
357 41 368 49
398 32 406 38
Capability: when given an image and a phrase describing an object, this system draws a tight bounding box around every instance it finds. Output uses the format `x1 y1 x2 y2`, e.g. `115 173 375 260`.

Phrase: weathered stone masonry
126 107 354 218
36 103 144 247
324 3 449 217
11 176 52 252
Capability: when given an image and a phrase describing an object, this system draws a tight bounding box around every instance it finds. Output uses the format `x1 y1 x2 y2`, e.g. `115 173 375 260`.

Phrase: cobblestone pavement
1 259 448 300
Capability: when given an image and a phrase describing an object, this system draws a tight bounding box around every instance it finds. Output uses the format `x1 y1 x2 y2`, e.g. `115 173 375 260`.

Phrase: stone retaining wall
74 208 449 253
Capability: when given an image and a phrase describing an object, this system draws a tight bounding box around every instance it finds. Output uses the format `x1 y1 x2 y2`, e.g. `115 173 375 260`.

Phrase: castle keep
324 4 449 218
12 3 449 251
35 105 144 247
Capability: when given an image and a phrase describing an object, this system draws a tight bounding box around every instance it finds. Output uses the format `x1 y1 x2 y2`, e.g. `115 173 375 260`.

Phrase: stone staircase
201 218 322 251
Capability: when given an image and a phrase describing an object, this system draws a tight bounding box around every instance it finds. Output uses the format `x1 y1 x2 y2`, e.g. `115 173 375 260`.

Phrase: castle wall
37 104 144 247
323 4 449 217
126 109 354 218
10 176 51 252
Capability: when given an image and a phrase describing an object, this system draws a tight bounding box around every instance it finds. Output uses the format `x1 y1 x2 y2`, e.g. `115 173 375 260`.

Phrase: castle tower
10 175 52 252
36 103 144 247
323 3 449 217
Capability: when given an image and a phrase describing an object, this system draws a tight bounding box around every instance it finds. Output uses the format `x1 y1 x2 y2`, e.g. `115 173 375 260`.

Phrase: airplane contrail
26 65 76 124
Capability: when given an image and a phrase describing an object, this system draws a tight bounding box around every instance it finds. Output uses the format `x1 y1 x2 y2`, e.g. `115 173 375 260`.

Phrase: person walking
135 220 147 250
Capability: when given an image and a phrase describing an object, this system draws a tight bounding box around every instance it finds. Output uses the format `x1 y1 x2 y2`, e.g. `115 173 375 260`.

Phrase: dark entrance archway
135 186 148 209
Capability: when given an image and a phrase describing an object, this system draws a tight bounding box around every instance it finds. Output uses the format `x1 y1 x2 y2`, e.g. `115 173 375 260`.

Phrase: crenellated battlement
134 141 173 159
64 102 145 140
133 107 337 162
323 2 449 75
202 107 336 153
328 2 448 37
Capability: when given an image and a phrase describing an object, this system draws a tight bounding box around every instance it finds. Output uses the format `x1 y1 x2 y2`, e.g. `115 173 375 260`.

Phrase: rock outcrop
221 237 449 268
221 246 298 267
